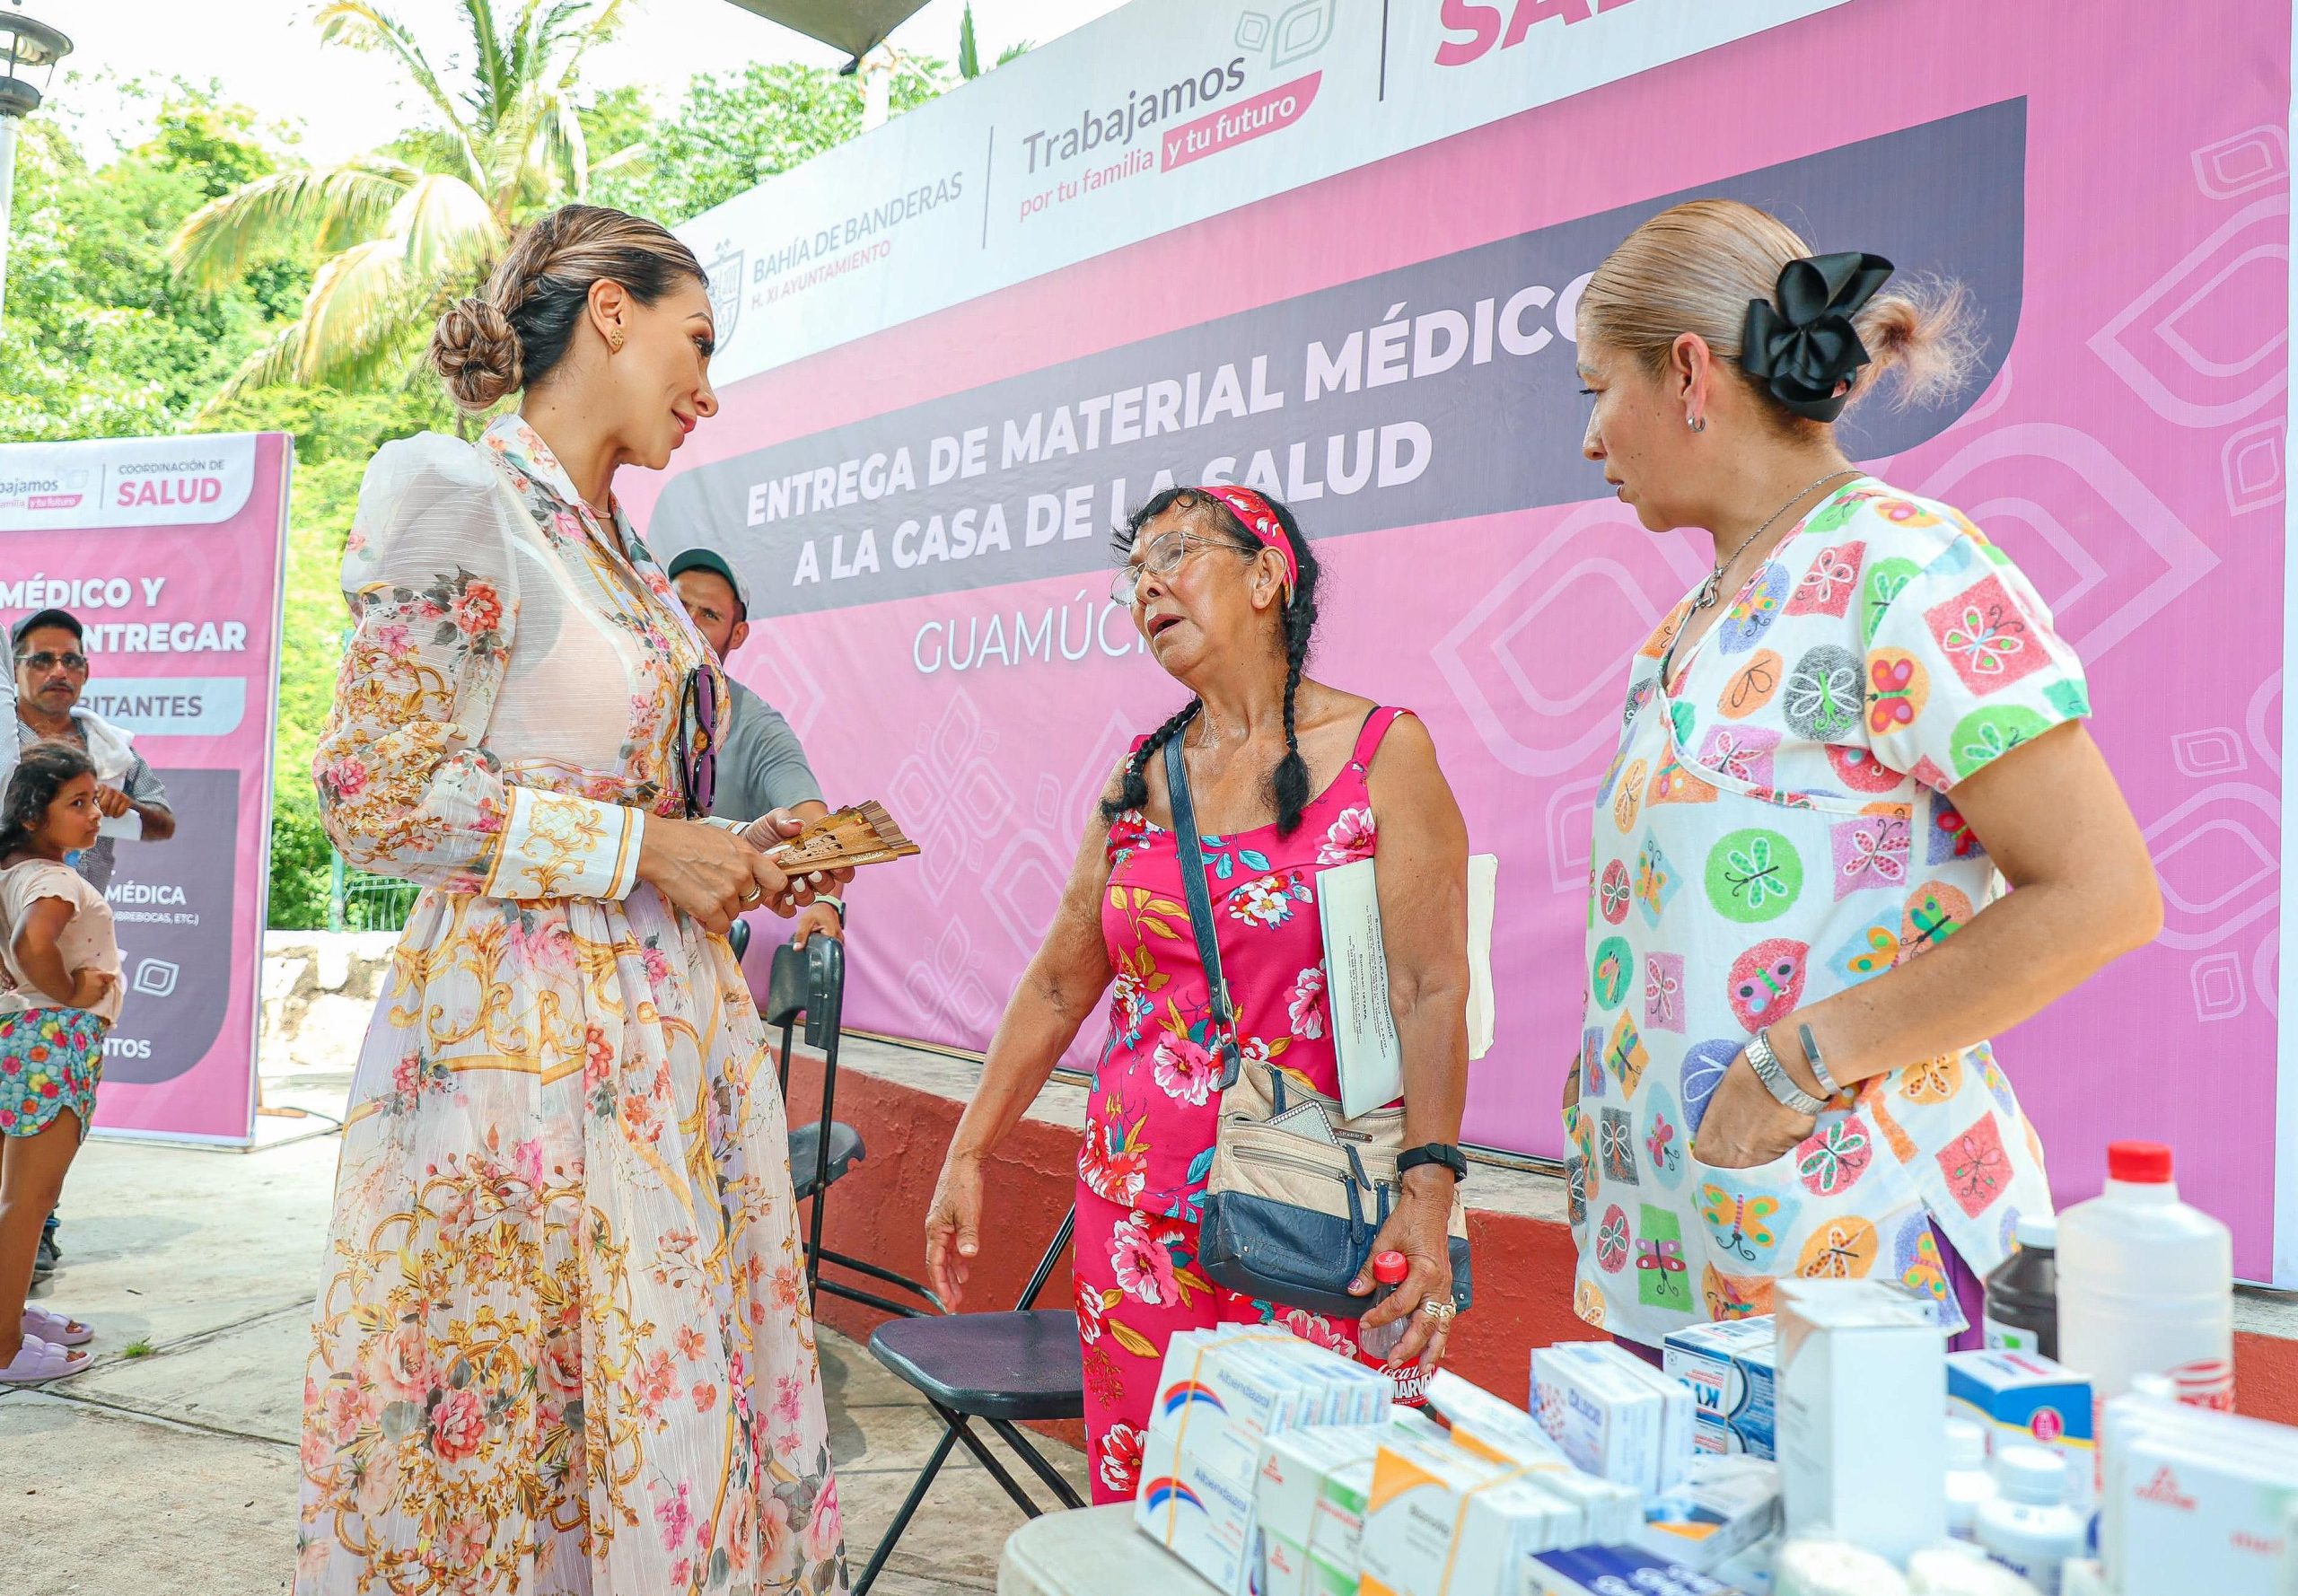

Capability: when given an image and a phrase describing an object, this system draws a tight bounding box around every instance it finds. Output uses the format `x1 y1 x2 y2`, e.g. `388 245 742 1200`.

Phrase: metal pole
0 114 19 331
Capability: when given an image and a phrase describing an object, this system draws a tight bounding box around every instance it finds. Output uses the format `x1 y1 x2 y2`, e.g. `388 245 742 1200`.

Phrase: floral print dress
296 417 846 1596
1074 707 1400 1504
1566 478 2081 1350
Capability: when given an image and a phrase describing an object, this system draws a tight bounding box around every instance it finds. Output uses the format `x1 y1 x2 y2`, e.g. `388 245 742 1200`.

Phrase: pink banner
631 1 2295 1278
0 432 290 1144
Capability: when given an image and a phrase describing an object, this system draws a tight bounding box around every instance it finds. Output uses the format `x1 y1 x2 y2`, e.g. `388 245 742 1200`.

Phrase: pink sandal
0 1335 90 1383
22 1306 92 1347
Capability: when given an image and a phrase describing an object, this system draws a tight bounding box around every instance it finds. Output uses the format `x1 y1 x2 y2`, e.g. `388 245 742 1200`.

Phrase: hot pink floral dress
1074 707 1401 1504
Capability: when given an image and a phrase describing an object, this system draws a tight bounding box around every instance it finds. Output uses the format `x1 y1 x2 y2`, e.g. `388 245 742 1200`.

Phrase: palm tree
170 0 630 406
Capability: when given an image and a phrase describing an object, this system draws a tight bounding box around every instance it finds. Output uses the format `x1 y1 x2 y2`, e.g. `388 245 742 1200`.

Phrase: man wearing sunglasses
12 609 178 884
666 550 844 946
8 607 180 1285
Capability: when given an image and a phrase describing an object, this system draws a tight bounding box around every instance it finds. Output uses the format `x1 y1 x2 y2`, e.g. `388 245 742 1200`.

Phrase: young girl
0 741 120 1381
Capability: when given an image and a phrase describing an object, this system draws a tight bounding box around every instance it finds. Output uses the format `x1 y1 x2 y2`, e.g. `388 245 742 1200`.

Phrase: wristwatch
1396 1143 1468 1185
1746 1029 1829 1116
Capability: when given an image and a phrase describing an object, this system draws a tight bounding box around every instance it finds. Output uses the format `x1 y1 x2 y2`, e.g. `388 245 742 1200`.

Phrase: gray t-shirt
711 678 824 823
14 714 171 892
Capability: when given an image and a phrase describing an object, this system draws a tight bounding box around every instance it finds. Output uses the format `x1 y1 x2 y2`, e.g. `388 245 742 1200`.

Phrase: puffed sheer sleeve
311 434 645 899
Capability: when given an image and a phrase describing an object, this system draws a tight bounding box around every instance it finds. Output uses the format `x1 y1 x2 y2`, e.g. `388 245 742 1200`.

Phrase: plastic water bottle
1983 1212 2059 1360
1355 1250 1438 1404
1975 1444 2086 1594
2057 1141 2233 1416
1356 1250 1412 1364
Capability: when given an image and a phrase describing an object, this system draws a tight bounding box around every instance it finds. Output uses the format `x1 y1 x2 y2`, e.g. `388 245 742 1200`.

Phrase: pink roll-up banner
0 432 291 1145
622 0 2298 1283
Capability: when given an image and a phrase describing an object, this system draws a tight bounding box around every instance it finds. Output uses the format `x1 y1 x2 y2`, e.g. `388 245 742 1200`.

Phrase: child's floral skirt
0 1006 108 1138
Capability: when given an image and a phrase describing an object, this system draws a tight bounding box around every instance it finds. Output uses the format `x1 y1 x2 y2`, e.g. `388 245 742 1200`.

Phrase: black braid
1105 698 1204 823
1101 487 1324 835
1262 495 1320 837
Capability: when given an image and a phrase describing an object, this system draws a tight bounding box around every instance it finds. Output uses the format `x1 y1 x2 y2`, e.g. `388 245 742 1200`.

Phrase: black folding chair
853 1210 1085 1594
764 935 942 1318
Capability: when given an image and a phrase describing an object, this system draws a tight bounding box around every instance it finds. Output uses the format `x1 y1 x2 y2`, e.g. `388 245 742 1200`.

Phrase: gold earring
608 330 625 353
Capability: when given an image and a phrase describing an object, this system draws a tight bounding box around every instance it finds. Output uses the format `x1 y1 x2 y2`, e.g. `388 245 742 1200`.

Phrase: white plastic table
996 1504 1225 1596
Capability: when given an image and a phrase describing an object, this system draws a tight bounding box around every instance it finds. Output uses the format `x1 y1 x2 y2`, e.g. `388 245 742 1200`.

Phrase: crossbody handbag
1167 734 1473 1322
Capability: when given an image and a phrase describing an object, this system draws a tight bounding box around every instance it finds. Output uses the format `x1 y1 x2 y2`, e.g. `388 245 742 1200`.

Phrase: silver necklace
1662 468 1860 681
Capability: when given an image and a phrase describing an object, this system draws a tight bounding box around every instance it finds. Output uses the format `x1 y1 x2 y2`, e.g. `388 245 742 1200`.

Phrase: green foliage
960 4 982 79
594 57 949 225
6 39 955 924
171 0 636 406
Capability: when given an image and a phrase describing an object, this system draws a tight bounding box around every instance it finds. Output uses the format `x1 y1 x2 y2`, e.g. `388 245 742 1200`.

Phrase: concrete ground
3 1040 1085 1595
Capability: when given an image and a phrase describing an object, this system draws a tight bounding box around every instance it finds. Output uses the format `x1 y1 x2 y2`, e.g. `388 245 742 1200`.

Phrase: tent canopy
720 0 934 62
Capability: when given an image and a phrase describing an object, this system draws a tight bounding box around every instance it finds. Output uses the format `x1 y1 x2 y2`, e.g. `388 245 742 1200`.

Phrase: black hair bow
1740 251 1895 422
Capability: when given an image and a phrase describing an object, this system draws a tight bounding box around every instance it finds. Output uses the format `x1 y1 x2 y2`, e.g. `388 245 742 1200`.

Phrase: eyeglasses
1110 530 1255 607
16 652 87 673
679 667 718 820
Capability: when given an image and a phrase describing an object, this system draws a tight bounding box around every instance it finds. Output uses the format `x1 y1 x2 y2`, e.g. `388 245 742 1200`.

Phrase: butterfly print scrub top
1567 479 2083 1346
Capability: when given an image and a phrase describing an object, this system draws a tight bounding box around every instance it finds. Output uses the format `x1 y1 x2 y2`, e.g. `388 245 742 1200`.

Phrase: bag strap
1163 733 1259 1097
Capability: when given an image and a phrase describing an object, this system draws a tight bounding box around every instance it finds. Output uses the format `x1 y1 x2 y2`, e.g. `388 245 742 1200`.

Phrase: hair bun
431 294 522 411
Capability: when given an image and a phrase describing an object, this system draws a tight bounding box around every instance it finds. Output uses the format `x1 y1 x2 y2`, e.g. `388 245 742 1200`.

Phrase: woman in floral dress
1564 200 2161 1356
297 206 848 1595
923 487 1474 1503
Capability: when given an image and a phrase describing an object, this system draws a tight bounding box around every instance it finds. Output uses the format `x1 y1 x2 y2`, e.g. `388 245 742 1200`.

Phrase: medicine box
1308 1458 1373 1574
1259 1528 1311 1596
2100 1398 2298 1596
1152 1329 1375 1480
1425 1370 1572 1472
1255 1425 1387 1550
1136 1416 1260 1595
1522 1542 1750 1595
1945 1349 2092 1498
1662 1317 1778 1460
1531 1341 1695 1495
1361 1433 1603 1596
1636 1456 1782 1573
1774 1278 1944 1566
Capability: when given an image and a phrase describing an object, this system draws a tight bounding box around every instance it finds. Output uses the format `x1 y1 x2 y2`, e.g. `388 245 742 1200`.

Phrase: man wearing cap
10 607 178 1284
667 549 844 946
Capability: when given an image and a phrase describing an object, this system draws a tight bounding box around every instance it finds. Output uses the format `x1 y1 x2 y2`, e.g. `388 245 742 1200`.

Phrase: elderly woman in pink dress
923 486 1475 1502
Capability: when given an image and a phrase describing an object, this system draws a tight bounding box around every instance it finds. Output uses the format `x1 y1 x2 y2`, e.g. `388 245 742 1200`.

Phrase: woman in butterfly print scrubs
1562 201 2161 1352
922 487 1472 1503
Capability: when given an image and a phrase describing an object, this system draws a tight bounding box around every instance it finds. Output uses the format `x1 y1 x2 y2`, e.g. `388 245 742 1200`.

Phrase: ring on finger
1419 1296 1457 1324
740 888 762 905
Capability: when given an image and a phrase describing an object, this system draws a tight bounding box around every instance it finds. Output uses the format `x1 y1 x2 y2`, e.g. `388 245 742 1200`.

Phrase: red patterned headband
1197 485 1298 598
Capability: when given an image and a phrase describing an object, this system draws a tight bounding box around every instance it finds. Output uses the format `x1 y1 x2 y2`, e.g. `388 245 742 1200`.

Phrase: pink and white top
0 858 120 1022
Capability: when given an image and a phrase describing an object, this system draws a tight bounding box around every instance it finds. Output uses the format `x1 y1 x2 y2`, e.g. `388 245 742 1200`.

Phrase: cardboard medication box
2101 1396 2298 1596
1637 1456 1782 1573
1945 1349 2092 1497
1425 1370 1572 1471
1523 1543 1750 1595
1356 1434 1591 1596
1140 1329 1390 1593
1531 1341 1695 1495
1136 1416 1261 1595
1662 1317 1778 1460
1256 1425 1388 1554
1774 1279 1944 1566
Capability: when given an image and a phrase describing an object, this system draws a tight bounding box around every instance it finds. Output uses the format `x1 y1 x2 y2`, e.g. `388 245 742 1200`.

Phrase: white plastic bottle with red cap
2057 1140 2233 1416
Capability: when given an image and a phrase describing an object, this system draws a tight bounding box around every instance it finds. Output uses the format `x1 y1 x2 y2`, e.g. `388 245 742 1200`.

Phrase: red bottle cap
2108 1141 2174 1183
1372 1250 1409 1285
